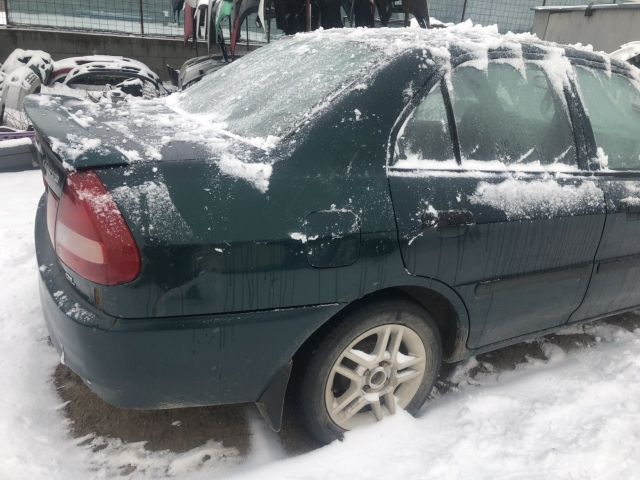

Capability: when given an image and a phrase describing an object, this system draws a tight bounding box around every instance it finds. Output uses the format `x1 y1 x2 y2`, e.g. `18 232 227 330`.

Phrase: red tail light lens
54 171 140 286
46 189 59 248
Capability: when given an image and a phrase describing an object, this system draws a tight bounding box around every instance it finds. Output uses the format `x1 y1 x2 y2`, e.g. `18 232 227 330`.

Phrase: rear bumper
36 195 340 409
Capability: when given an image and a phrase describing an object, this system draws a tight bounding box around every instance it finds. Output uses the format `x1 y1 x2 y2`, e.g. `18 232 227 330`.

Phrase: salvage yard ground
2 169 640 479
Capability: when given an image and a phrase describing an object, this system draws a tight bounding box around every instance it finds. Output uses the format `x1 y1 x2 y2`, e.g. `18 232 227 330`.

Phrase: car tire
296 297 442 444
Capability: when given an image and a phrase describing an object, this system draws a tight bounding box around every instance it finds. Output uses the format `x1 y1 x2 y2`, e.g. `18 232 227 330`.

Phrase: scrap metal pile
0 49 165 170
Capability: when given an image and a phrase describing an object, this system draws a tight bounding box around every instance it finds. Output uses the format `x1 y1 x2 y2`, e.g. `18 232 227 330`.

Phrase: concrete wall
0 27 239 80
533 5 640 53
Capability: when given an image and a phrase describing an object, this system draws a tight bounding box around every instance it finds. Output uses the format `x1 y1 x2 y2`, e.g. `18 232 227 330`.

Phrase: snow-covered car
24 26 640 444
611 41 640 68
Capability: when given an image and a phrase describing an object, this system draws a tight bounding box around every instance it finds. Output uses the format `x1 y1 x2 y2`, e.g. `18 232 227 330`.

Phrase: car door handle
423 210 475 229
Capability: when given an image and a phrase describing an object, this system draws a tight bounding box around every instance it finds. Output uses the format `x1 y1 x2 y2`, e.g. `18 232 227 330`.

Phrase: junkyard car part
0 49 54 85
173 54 229 89
51 55 156 84
1 66 41 129
611 41 640 68
63 62 162 98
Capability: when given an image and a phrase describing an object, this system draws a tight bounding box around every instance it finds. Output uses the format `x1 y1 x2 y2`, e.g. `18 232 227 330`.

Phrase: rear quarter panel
94 54 431 320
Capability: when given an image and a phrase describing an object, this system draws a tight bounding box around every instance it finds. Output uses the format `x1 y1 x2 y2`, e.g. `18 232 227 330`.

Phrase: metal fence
5 1 181 36
2 0 623 38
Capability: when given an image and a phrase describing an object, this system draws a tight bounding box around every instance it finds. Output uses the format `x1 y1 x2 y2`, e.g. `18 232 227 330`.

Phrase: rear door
569 64 640 321
388 58 606 349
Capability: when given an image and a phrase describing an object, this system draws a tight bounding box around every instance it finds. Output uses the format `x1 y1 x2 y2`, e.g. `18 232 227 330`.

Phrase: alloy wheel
324 324 427 430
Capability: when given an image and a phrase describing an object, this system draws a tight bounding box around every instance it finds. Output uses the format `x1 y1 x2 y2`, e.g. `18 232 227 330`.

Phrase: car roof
292 23 636 79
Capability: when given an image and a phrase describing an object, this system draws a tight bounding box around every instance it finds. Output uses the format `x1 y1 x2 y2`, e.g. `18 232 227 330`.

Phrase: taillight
46 189 59 248
53 171 140 286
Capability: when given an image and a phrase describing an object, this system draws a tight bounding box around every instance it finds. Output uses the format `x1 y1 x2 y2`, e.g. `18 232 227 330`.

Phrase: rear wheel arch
291 290 449 442
262 284 466 435
292 284 468 379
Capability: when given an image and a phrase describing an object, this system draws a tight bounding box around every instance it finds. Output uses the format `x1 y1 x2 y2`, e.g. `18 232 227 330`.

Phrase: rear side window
394 84 455 166
575 67 640 170
451 63 577 168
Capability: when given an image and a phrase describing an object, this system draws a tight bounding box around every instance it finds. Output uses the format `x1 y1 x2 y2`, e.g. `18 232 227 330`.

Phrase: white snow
216 154 272 194
469 175 603 220
234 322 640 480
49 135 103 165
289 232 309 243
595 147 610 169
289 232 319 243
392 157 579 173
0 137 32 149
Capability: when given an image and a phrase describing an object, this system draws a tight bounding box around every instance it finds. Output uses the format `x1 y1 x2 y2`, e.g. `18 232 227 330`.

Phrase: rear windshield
176 35 382 138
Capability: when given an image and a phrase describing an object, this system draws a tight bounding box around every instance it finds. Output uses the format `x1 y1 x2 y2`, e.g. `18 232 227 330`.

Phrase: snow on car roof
291 22 598 62
31 22 637 195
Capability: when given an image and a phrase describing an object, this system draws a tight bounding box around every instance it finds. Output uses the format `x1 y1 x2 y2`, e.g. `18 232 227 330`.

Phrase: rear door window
393 84 455 167
450 62 577 169
575 67 640 170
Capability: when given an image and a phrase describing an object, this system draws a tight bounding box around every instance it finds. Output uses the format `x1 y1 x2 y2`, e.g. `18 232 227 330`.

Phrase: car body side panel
387 59 607 349
389 171 605 348
37 192 470 409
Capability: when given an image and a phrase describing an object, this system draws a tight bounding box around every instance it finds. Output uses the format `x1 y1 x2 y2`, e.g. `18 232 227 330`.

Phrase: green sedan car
27 25 640 443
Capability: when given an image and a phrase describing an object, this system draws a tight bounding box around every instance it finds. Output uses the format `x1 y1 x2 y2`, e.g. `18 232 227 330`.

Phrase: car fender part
255 359 293 432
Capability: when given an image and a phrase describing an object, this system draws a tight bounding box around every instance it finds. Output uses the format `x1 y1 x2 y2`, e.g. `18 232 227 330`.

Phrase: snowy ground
2 169 640 479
